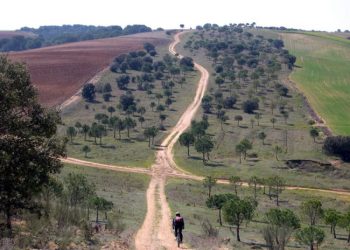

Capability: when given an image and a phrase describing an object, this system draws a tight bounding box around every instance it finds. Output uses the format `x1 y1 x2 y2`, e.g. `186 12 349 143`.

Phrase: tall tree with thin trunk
295 226 325 250
203 176 217 198
223 197 255 242
179 132 195 157
229 176 241 195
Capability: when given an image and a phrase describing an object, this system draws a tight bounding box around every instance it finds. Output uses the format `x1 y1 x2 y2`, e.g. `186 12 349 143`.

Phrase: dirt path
134 31 209 250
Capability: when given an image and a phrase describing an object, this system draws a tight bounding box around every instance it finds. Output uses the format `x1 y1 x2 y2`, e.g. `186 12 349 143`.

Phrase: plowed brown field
7 32 169 106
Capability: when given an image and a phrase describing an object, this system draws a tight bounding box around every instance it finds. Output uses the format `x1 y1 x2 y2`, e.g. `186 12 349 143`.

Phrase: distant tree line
0 24 152 52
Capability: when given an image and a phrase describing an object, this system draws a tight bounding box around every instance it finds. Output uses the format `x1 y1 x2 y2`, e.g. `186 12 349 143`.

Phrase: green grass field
61 164 150 247
281 32 350 135
60 38 200 168
166 178 350 250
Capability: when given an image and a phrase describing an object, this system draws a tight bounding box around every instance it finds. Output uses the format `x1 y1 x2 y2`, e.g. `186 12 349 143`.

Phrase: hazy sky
1 0 349 31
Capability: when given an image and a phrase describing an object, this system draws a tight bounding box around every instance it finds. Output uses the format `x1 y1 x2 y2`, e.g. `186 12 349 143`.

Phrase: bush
323 136 350 161
223 96 237 109
242 99 259 114
180 56 194 71
82 83 96 102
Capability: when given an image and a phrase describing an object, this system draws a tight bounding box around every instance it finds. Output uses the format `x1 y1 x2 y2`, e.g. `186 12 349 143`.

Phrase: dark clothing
172 216 185 242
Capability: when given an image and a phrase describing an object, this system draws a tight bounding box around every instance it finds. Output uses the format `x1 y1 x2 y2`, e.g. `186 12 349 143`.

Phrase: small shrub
85 104 89 110
242 99 259 114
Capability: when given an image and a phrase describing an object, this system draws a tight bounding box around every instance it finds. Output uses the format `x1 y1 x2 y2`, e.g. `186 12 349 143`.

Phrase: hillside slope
7 32 169 106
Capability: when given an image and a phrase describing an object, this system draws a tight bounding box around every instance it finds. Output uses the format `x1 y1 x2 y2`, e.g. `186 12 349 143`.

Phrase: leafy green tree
119 92 135 111
255 113 262 126
82 124 90 141
109 116 119 139
258 131 267 145
242 99 259 114
215 76 225 88
301 199 323 226
156 104 165 113
339 210 350 242
155 93 163 104
103 93 111 102
116 119 125 139
195 136 214 163
107 106 116 117
82 145 91 158
179 132 195 157
0 56 65 234
124 117 136 138
103 83 112 93
82 83 96 102
159 114 167 129
235 143 245 164
144 126 159 147
268 176 285 206
64 173 96 209
229 176 241 196
179 56 194 71
282 111 289 124
249 176 261 200
150 102 156 111
250 118 255 128
138 116 145 128
95 113 108 124
217 110 229 131
144 42 155 53
323 209 341 238
66 126 77 143
223 197 256 242
274 145 283 161
116 74 130 90
310 127 319 143
191 120 208 138
90 196 113 223
234 115 243 126
240 139 252 160
96 124 106 145
75 121 82 132
41 178 63 218
206 194 237 226
89 123 99 144
271 117 277 128
203 176 217 198
295 226 325 250
263 208 300 250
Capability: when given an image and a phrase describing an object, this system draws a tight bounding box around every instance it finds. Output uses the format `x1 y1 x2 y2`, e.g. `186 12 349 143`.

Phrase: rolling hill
7 32 169 107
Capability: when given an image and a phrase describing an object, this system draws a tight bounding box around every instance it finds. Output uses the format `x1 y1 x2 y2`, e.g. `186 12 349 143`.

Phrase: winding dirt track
134 31 210 250
61 31 350 250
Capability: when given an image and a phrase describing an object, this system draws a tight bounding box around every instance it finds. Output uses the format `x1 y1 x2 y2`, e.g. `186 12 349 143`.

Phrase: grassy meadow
281 32 350 135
